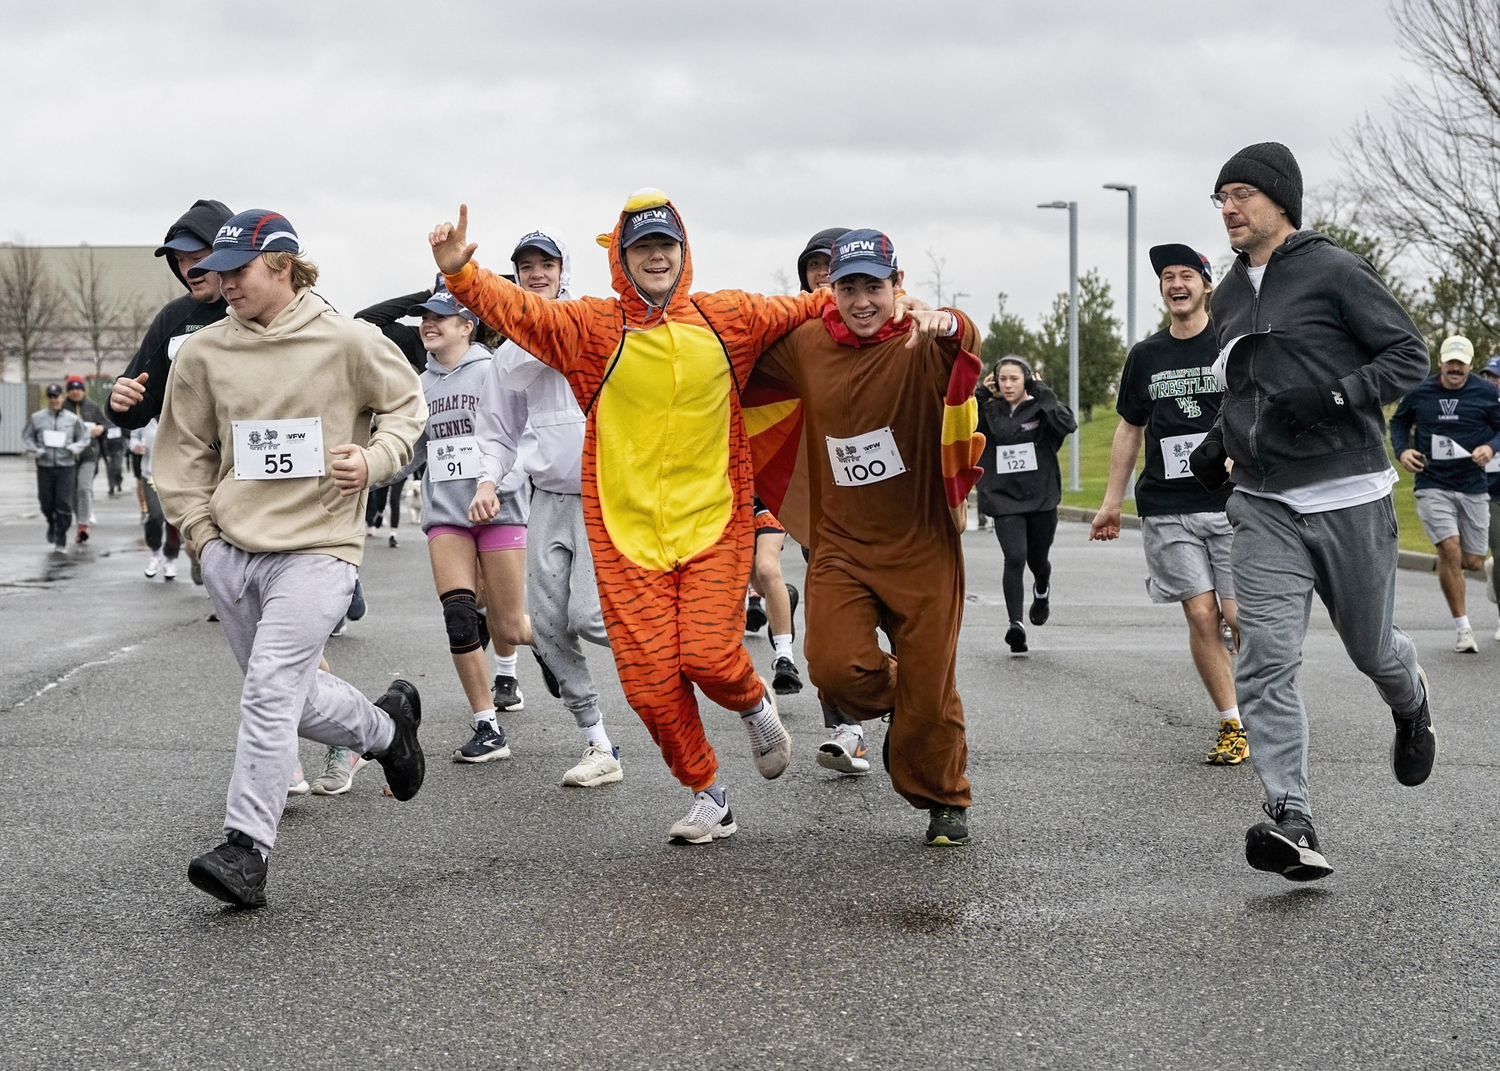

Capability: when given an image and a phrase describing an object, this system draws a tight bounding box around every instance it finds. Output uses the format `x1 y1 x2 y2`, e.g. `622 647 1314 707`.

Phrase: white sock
702 781 726 806
771 634 794 659
583 721 612 750
474 707 498 728
740 695 768 719
1455 615 1471 630
1034 586 1049 599
495 653 518 677
839 721 865 739
1218 706 1241 726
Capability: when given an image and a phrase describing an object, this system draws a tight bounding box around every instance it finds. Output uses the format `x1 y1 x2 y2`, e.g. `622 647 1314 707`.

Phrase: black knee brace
440 588 487 654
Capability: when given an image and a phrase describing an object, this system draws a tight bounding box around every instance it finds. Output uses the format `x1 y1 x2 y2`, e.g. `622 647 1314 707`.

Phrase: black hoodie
112 200 234 430
797 227 851 292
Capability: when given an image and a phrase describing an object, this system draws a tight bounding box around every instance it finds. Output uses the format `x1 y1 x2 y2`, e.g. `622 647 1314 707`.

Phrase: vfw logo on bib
233 418 325 480
428 436 481 482
826 427 906 487
996 443 1038 473
1160 432 1204 480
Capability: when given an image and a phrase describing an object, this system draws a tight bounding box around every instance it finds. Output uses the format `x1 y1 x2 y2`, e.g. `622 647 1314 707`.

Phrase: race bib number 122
233 418 325 480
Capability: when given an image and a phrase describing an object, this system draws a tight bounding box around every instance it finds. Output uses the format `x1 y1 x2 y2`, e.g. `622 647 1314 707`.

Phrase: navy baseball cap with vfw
188 209 301 276
829 229 898 283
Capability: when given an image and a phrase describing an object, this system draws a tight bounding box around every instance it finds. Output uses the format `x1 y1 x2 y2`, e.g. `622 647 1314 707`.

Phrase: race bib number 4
1430 435 1471 461
826 427 906 487
996 443 1038 473
233 418 325 480
1160 432 1204 480
427 436 481 482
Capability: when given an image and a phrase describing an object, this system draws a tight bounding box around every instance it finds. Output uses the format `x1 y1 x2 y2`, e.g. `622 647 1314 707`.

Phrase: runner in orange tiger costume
429 191 939 843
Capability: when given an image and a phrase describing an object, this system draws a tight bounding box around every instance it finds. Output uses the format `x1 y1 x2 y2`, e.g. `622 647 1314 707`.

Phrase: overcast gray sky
1 0 1404 338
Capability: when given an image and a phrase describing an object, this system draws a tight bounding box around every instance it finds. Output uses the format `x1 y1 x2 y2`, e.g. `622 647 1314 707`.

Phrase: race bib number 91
427 436 481 483
1160 432 1204 480
233 418 325 480
826 427 906 487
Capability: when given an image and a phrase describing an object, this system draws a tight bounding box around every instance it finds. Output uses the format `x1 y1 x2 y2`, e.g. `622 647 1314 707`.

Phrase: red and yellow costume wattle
444 190 827 792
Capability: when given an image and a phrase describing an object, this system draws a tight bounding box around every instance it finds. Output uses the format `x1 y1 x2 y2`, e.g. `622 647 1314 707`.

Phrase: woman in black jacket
975 356 1078 652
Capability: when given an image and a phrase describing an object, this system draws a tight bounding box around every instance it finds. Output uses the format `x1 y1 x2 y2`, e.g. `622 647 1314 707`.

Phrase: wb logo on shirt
1438 399 1460 421
1175 396 1202 418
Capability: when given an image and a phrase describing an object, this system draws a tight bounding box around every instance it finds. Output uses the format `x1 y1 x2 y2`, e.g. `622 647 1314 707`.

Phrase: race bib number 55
233 418 325 480
826 427 906 487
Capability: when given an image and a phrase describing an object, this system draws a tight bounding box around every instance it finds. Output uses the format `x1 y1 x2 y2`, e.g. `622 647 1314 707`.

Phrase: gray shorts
1141 511 1235 604
1414 488 1488 556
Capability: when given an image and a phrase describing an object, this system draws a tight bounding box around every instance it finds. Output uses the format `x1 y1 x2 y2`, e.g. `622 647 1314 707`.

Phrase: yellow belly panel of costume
595 322 733 571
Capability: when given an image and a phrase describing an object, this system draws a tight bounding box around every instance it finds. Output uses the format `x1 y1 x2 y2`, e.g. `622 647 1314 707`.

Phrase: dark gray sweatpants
1226 491 1422 819
200 540 395 853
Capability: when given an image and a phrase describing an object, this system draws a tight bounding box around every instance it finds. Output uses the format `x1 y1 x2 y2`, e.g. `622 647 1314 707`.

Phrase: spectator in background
62 375 107 543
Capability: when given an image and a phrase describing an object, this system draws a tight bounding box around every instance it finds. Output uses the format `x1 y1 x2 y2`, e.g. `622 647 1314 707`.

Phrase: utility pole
1038 200 1081 491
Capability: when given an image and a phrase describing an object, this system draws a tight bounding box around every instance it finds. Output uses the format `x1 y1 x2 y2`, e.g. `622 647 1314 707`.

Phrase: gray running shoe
309 746 368 796
454 721 511 763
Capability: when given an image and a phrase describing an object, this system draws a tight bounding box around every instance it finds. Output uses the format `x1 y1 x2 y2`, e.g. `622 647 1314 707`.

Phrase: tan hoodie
154 287 427 565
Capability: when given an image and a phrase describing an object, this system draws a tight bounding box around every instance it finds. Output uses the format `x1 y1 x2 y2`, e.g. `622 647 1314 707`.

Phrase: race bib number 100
826 427 906 487
233 418 325 480
427 436 482 483
1160 432 1204 480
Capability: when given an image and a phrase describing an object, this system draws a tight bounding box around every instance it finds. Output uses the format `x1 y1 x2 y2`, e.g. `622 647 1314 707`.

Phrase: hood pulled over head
797 227 851 292
510 227 573 301
596 188 692 327
156 199 234 289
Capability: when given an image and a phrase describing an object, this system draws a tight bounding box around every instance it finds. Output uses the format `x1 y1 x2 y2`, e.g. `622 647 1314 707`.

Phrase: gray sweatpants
75 458 97 524
1226 491 1422 818
527 489 609 729
200 540 394 853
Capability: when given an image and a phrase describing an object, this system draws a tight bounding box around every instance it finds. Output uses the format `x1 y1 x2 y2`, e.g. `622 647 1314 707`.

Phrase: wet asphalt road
1 454 1497 1070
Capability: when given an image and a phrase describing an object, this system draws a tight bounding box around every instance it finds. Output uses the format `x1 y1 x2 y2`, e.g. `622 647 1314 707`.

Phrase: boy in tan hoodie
154 210 429 908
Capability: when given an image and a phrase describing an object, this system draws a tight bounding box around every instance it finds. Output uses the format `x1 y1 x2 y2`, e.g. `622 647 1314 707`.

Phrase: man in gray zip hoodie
23 383 89 551
1189 142 1435 883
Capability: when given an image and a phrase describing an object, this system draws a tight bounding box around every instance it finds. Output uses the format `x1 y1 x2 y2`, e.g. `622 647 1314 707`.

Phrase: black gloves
1267 383 1350 436
1188 437 1231 492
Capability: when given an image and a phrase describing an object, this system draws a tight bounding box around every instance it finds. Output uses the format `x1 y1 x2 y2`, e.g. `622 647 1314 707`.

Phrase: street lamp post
1038 200 1080 491
1104 183 1138 499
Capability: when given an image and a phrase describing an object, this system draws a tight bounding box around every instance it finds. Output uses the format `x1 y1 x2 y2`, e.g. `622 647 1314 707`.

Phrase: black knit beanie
1214 142 1302 229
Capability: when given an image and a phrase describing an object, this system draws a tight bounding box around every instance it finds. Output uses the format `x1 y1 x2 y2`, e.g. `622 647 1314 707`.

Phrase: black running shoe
1392 665 1437 787
925 806 970 846
187 829 268 908
746 594 767 633
453 721 511 763
532 649 562 699
1245 801 1332 882
369 679 425 801
785 583 799 641
1005 621 1028 653
492 674 525 712
347 578 367 621
1029 592 1050 626
771 655 803 695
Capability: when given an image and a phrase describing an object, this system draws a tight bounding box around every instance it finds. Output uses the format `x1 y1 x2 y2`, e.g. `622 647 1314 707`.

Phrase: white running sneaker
163 558 178 580
562 743 624 787
365 525 379 538
668 789 736 844
816 728 871 775
288 763 311 796
144 554 161 578
1455 626 1479 654
741 678 791 779
309 746 368 795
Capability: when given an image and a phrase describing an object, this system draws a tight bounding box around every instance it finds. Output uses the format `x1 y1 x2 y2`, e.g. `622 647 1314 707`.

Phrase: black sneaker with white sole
187 829 268 908
1005 621 1028 653
453 721 511 763
771 655 803 695
1245 801 1333 882
745 595 767 633
1029 591 1050 626
368 679 425 801
1392 665 1437 787
492 674 525 712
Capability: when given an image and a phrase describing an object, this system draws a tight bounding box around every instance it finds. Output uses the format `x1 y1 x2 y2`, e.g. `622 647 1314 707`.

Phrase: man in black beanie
1189 141 1434 883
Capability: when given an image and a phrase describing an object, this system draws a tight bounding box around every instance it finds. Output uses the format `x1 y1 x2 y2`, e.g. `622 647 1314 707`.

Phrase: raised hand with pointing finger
430 204 479 275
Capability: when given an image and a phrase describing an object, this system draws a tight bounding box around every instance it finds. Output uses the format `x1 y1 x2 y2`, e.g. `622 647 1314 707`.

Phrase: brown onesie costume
753 305 980 810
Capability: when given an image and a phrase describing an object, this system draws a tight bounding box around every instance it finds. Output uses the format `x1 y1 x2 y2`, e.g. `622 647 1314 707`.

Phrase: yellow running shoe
1206 719 1249 765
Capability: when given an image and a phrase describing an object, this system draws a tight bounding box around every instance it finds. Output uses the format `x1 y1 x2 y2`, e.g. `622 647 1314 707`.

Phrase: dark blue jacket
1390 374 1500 494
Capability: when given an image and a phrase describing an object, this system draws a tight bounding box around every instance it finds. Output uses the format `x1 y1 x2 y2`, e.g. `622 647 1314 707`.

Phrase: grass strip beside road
1055 409 1438 555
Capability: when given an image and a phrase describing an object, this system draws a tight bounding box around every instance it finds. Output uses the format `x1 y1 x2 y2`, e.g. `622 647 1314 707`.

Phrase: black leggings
365 479 406 529
992 509 1057 624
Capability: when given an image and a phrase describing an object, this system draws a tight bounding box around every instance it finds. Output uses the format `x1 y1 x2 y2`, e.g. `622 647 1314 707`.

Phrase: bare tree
0 241 61 384
770 267 797 296
1339 0 1500 326
67 247 123 380
923 249 949 307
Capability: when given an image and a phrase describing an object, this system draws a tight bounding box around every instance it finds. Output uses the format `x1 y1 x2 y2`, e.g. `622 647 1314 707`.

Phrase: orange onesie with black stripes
444 191 826 793
748 305 984 810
